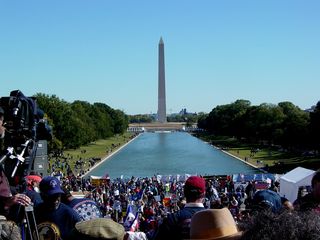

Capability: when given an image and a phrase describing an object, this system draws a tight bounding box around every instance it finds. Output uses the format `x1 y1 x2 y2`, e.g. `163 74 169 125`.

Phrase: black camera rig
0 90 51 186
1 90 36 141
0 90 50 240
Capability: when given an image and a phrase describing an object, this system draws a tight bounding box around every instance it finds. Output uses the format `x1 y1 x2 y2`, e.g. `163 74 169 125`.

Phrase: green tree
34 93 129 150
310 101 320 151
197 113 209 130
248 103 285 144
92 103 114 138
278 101 310 149
206 99 251 137
129 114 154 123
71 101 96 144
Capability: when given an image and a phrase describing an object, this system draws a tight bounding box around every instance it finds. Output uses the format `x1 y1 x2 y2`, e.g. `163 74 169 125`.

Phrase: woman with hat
190 208 242 240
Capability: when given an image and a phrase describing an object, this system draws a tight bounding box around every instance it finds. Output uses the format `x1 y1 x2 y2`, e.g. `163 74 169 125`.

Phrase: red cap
26 175 42 184
185 176 206 193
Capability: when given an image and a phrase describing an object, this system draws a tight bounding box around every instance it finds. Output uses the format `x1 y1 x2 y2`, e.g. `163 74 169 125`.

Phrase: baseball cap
39 176 64 196
26 175 42 187
252 189 283 213
184 176 206 194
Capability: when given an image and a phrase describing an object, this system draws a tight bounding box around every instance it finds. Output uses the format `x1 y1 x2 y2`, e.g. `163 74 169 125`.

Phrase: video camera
0 90 36 143
0 90 52 186
0 89 52 143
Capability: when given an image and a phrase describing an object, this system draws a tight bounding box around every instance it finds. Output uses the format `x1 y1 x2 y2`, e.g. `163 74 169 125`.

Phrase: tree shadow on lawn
264 156 320 174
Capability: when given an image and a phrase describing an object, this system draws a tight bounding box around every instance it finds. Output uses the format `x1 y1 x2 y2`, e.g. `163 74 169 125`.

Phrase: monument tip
159 37 164 44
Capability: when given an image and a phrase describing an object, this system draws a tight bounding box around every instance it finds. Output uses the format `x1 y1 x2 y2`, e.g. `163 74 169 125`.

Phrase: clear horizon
1 1 319 115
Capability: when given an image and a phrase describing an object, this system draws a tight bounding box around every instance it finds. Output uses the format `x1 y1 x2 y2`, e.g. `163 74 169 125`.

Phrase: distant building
178 108 197 116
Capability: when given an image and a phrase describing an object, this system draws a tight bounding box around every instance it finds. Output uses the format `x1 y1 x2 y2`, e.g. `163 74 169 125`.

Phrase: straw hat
190 208 242 240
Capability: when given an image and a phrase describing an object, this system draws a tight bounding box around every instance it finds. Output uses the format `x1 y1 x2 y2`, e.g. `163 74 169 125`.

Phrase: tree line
34 93 129 150
33 93 320 154
198 100 320 153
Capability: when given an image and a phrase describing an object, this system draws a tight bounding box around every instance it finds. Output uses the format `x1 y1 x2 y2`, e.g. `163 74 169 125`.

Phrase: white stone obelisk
157 37 167 123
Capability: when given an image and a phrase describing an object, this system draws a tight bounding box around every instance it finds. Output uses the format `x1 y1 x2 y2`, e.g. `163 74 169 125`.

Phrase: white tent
279 167 315 203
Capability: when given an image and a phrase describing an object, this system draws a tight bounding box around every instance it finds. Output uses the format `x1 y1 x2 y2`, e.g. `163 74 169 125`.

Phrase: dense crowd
3 165 320 239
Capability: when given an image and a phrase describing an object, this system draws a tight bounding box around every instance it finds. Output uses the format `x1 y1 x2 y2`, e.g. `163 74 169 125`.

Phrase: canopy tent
279 167 315 203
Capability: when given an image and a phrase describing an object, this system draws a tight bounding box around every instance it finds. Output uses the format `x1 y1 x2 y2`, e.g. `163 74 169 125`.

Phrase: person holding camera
0 107 31 218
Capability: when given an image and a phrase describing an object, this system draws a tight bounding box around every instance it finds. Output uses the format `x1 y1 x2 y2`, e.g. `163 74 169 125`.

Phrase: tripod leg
24 206 40 240
30 210 40 240
24 210 33 240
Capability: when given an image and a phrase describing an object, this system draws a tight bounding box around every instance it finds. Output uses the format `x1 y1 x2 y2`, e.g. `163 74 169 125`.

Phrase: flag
124 204 139 232
131 188 144 201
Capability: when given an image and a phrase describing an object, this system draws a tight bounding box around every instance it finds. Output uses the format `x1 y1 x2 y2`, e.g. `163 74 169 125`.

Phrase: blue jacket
154 205 205 240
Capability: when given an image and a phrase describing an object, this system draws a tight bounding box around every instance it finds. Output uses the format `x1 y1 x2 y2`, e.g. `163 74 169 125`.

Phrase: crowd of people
2 166 320 239
2 106 320 239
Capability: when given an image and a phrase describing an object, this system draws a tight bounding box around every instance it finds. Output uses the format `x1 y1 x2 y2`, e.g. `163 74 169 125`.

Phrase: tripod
21 204 39 240
0 139 40 240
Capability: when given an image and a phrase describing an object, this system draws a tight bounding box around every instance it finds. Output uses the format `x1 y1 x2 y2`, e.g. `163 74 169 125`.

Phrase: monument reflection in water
87 132 259 179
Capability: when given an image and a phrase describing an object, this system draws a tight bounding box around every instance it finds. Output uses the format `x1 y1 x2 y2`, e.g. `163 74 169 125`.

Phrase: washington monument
157 37 167 123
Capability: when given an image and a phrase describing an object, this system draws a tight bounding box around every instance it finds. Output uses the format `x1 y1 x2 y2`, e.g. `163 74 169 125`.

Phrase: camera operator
0 106 31 218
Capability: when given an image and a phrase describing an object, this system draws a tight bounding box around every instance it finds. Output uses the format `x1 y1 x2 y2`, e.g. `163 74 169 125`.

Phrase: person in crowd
250 189 283 214
69 218 126 240
210 198 224 209
25 173 43 206
0 171 32 235
207 179 219 202
0 215 22 240
68 217 148 240
126 231 148 240
34 176 81 240
281 196 294 211
61 187 103 221
0 168 16 216
154 176 206 240
269 180 280 193
298 186 309 199
229 194 240 217
239 209 320 240
244 180 256 208
294 171 320 212
1 107 32 217
0 107 8 210
190 208 242 240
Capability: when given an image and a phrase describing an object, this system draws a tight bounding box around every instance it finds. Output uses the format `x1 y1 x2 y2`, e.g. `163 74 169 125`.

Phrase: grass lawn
229 146 320 173
193 133 320 174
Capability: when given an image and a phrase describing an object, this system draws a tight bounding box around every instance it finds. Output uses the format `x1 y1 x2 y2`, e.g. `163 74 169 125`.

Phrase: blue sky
0 1 319 115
